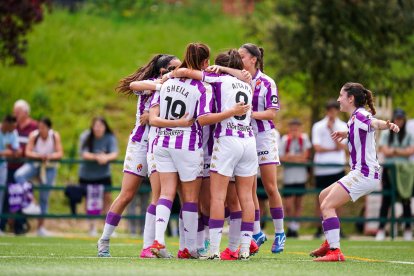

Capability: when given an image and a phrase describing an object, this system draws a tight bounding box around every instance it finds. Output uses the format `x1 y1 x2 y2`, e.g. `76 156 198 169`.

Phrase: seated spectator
0 115 20 234
79 117 118 236
279 119 311 237
14 117 63 236
377 108 414 241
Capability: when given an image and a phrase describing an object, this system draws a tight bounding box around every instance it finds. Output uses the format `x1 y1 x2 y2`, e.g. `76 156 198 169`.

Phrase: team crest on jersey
136 164 143 172
255 79 262 90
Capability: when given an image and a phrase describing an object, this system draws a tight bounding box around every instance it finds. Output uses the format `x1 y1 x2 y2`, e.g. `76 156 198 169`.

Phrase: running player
149 43 212 259
238 43 285 253
97 54 179 257
310 82 400 262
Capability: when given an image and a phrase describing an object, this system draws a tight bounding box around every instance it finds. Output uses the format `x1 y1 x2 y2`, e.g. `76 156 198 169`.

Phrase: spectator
312 100 348 238
377 108 414 241
0 100 37 234
79 117 118 236
279 119 312 237
0 115 20 234
14 117 64 236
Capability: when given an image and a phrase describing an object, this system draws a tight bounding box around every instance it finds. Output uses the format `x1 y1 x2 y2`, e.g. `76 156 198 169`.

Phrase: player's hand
206 65 222 73
176 113 194 127
386 120 400 133
161 72 173 83
241 69 252 83
140 111 149 125
331 131 347 142
231 102 250 117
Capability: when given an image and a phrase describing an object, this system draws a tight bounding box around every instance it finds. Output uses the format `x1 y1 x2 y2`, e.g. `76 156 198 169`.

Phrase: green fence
0 158 412 240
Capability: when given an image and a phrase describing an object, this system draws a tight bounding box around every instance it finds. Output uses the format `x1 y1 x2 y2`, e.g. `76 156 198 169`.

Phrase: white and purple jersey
202 72 253 138
250 70 280 133
129 89 152 144
151 77 211 151
347 108 380 179
147 91 160 154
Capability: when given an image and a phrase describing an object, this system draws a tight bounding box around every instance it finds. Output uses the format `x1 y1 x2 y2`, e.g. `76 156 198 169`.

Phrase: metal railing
0 158 411 239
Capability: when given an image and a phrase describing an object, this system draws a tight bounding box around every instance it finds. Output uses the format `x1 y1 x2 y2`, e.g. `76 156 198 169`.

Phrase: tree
247 0 414 123
0 0 50 65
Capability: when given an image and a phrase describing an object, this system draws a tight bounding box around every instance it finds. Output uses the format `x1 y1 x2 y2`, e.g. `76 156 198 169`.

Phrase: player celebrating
97 54 179 257
310 82 400 262
238 43 285 253
149 43 212 259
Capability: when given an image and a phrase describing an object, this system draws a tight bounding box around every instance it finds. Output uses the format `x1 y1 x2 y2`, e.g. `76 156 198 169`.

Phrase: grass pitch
0 236 413 275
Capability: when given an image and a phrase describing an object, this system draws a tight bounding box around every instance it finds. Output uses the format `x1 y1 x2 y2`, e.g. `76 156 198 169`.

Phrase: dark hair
388 111 407 145
82 116 113 152
39 117 52 128
116 54 177 95
214 49 243 70
342 82 376 115
178 43 210 71
240 43 264 72
3 115 16 124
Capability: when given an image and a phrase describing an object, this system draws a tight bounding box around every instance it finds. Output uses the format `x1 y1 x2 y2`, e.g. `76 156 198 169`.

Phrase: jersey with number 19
150 77 211 181
202 72 257 177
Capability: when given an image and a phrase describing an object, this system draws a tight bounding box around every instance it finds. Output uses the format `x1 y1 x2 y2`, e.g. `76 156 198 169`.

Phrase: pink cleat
140 247 156 258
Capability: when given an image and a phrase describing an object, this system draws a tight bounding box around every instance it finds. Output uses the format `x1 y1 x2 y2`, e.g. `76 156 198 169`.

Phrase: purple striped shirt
347 108 380 179
250 70 280 133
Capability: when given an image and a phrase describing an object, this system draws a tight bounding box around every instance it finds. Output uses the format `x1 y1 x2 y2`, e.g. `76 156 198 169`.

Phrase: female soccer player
310 82 400 262
238 43 285 253
97 54 180 257
149 43 213 259
173 49 256 260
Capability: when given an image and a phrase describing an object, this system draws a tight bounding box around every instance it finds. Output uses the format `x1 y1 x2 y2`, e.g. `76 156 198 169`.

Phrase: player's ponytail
342 82 377 115
116 54 177 95
179 43 210 71
214 49 243 70
241 43 264 72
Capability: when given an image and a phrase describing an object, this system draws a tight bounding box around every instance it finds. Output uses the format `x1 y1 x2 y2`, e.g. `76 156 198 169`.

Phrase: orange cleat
177 248 191 259
310 240 330 257
250 240 259 256
150 240 166 258
313 248 345 262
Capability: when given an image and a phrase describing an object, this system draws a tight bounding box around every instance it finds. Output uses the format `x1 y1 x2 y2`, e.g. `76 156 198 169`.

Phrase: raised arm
371 119 400 133
170 68 203 80
197 102 250 126
129 79 161 92
208 65 252 83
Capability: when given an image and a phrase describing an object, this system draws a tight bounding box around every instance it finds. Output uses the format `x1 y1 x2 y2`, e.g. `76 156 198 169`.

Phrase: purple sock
105 211 121 226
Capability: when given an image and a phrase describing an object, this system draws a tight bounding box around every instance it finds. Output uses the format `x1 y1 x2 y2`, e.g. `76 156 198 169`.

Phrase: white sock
142 204 156 248
155 198 172 245
197 217 205 250
209 219 224 254
270 207 284 234
179 211 185 251
101 224 116 241
253 209 261 235
182 202 198 252
240 221 254 254
228 211 242 251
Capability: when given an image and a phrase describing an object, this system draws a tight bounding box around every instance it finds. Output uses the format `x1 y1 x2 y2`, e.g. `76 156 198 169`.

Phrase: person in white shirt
312 100 348 237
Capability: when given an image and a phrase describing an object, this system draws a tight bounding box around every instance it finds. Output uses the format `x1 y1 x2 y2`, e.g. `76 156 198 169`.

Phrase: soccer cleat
249 240 259 256
207 252 221 260
140 247 156 258
238 251 250 261
197 247 209 260
97 239 111 257
177 250 188 259
150 240 167 258
252 231 267 247
313 248 345 262
271 232 286 254
309 240 330 257
220 248 239 261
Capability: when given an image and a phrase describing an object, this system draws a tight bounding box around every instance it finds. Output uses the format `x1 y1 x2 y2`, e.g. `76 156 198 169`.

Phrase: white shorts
123 140 148 178
337 170 381 202
154 146 203 182
210 136 258 177
203 155 211 178
256 129 280 166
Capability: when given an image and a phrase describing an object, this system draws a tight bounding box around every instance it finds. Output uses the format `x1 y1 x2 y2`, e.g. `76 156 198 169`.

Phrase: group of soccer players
97 42 400 262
